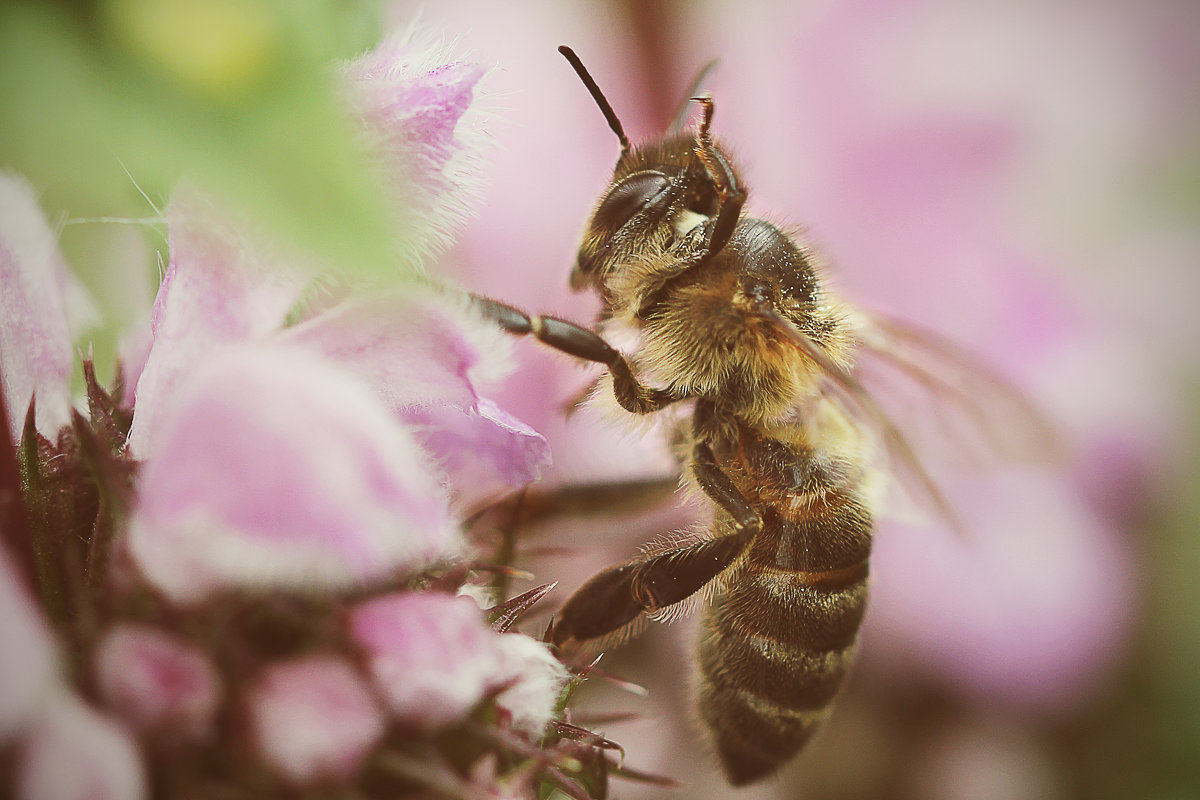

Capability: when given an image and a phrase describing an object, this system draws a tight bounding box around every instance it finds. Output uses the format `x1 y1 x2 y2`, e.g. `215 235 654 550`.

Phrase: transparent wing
850 309 1062 467
760 303 1061 532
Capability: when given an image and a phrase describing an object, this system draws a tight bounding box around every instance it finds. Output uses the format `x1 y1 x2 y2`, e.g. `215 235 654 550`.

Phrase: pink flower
16 691 145 800
121 25 551 597
349 591 566 734
350 592 502 728
0 173 95 440
127 343 457 602
0 547 57 738
276 290 550 507
341 29 491 269
1 21 575 800
249 656 386 784
93 623 221 739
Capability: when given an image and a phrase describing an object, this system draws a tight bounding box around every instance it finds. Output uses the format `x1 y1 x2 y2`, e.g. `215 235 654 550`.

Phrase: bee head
560 46 721 297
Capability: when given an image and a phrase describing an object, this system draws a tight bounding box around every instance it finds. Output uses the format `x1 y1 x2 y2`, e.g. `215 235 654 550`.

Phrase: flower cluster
0 30 628 800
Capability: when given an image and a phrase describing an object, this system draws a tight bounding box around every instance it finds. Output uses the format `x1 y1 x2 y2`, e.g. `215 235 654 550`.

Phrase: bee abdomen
697 563 868 785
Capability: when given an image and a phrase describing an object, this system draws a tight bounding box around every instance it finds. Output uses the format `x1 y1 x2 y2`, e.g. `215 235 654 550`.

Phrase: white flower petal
250 657 385 784
18 693 144 800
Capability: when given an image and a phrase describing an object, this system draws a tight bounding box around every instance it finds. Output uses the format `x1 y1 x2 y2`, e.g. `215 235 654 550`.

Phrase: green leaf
0 1 409 289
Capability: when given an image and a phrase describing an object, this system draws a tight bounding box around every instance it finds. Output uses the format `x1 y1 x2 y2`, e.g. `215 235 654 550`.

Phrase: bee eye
596 171 671 230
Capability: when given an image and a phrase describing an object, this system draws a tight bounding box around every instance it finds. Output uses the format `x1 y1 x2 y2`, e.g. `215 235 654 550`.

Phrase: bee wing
764 310 959 530
763 305 1058 532
848 309 1062 468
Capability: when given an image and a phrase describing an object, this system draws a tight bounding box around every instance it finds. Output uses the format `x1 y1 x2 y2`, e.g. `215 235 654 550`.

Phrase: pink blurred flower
350 591 503 728
0 173 95 440
341 29 491 269
349 591 566 734
249 656 386 784
93 623 221 739
1 23 572 798
17 693 145 800
0 547 57 738
0 547 146 800
120 23 552 599
128 343 458 602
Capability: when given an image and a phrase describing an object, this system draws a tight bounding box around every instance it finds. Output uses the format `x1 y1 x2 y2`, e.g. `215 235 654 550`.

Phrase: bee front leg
690 97 747 262
472 295 683 414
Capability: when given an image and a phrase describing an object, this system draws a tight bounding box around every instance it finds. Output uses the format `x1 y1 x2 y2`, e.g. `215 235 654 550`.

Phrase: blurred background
3 1 1199 798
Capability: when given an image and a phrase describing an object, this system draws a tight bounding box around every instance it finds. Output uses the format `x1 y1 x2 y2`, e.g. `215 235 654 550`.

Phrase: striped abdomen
697 465 872 785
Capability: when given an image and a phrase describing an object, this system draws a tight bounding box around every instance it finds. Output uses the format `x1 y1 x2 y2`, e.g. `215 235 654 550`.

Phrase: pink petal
0 173 95 440
0 548 57 738
403 398 550 509
276 289 509 414
279 290 551 504
127 343 456 603
349 592 499 728
249 656 385 784
341 30 489 267
93 624 221 740
117 317 153 409
17 693 145 800
128 189 310 459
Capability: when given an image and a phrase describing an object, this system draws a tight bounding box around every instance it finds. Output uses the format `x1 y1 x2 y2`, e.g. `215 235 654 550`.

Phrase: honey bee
473 46 1044 785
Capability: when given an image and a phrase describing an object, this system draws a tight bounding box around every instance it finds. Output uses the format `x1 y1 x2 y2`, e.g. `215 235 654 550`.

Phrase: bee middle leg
472 295 683 414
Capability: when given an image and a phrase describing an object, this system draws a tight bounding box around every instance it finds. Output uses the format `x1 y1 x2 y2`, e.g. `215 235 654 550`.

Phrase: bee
473 46 1042 785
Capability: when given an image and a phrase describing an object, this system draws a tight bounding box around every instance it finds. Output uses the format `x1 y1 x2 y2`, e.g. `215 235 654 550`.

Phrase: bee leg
486 476 680 526
472 295 683 414
691 440 761 531
690 97 747 261
551 442 764 648
552 528 754 647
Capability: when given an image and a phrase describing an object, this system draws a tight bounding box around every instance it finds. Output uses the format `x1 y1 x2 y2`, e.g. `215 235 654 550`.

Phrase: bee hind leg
551 528 754 647
550 439 765 647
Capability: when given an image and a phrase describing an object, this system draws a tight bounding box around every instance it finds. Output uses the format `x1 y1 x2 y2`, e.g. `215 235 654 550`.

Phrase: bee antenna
559 45 630 154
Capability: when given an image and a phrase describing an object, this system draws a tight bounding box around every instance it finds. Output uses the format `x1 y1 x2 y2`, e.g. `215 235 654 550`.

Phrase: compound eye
595 171 671 231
